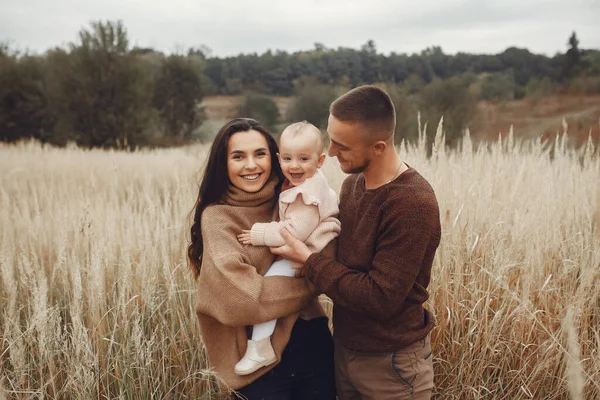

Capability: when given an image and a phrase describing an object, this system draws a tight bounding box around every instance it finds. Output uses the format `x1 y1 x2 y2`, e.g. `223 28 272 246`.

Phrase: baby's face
278 133 323 187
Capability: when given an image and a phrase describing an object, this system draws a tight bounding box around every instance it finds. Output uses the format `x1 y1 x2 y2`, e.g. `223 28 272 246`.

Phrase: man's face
326 114 372 174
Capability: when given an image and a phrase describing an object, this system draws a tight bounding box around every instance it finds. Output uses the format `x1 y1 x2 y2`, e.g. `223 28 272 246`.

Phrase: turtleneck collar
221 173 280 207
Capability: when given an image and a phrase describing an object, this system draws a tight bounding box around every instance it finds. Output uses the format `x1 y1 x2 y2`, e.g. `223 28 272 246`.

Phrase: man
271 85 441 400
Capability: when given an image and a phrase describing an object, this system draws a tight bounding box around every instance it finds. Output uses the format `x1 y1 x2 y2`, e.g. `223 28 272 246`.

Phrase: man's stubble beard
343 157 371 175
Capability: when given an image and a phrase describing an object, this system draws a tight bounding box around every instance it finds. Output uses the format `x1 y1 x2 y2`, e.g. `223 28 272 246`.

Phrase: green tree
561 31 582 80
479 71 516 101
360 40 381 83
583 50 600 75
0 42 9 57
497 47 541 86
384 84 419 145
54 20 152 147
403 73 426 95
287 81 337 129
153 54 204 142
422 46 451 79
261 51 293 95
420 77 476 145
526 76 557 101
238 92 280 133
0 54 54 142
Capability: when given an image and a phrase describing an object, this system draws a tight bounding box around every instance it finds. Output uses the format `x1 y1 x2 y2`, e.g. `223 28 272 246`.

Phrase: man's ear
372 141 387 156
317 153 326 168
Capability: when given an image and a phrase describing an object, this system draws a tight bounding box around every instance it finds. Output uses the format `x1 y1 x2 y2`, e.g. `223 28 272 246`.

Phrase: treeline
1 21 599 147
201 36 600 98
1 21 204 147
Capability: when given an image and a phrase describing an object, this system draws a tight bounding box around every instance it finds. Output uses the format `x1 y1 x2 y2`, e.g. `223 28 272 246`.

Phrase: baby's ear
317 153 326 168
276 153 281 161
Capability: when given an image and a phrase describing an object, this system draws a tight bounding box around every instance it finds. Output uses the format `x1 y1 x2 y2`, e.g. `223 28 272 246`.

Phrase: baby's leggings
251 259 296 341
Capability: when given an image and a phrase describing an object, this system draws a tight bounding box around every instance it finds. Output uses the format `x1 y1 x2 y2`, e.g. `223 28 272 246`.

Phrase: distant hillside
472 95 600 145
201 94 600 145
200 95 293 122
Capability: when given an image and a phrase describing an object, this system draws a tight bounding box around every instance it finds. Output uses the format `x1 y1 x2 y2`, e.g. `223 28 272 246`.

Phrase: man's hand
237 230 252 245
270 227 312 266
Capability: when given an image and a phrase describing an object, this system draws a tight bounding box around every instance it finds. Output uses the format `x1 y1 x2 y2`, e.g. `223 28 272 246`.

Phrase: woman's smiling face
227 129 272 193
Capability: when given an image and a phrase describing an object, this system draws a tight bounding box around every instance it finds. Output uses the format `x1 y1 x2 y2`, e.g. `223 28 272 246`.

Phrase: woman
188 118 336 399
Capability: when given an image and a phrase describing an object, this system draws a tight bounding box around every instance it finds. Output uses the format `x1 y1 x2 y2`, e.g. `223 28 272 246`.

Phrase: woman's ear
317 153 326 168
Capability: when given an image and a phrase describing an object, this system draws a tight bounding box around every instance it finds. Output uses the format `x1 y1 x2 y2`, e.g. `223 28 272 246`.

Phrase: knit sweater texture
304 167 441 352
194 175 325 390
250 169 341 268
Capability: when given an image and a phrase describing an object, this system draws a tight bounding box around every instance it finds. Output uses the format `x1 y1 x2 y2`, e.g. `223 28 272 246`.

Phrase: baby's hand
238 230 252 245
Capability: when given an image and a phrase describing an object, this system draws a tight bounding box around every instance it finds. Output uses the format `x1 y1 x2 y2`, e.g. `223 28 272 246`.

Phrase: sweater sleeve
303 198 439 321
196 207 318 327
250 198 321 247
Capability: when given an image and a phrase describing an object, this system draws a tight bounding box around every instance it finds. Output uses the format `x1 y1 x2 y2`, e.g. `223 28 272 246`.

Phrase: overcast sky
1 0 599 57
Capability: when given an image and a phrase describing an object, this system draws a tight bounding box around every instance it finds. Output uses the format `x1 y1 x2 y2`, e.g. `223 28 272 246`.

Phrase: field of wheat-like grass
1 128 599 399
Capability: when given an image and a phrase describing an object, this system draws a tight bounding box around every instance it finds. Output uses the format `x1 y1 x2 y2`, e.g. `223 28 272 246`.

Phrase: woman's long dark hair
187 118 283 279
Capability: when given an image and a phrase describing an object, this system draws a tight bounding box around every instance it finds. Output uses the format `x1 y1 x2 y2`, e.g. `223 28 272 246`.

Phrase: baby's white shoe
234 337 277 375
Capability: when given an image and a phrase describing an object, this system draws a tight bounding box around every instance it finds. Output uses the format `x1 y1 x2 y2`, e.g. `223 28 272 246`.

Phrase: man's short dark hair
330 85 396 140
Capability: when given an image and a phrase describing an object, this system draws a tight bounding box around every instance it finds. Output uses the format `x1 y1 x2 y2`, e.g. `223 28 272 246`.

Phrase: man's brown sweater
304 167 441 352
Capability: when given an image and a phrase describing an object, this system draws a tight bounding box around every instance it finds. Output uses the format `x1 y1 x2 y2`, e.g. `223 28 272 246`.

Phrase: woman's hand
270 228 312 265
238 230 252 245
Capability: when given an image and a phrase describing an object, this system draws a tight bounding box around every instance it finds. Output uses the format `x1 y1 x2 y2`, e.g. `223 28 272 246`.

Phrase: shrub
238 92 280 133
287 83 337 129
479 71 516 101
384 84 419 145
419 77 476 145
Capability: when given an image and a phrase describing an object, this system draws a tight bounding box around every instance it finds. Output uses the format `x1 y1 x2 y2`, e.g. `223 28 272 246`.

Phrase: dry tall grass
1 126 599 399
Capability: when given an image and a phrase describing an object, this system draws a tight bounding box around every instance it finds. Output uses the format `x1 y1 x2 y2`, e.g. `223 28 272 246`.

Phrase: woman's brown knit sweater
195 176 325 391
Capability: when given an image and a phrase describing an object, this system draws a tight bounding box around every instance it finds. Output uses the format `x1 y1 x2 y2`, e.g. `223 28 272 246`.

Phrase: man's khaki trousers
334 335 434 400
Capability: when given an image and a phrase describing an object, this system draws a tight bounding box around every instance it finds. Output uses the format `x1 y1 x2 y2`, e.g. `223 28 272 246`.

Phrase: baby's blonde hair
280 121 324 154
